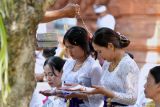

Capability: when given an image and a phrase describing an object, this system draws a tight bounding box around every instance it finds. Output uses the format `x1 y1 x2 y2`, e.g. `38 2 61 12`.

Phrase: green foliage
0 0 12 104
0 13 10 104
0 0 13 18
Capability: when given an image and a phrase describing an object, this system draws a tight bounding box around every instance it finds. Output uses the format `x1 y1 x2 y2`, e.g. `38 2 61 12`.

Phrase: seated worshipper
39 56 66 107
30 48 60 107
144 65 160 107
61 26 103 107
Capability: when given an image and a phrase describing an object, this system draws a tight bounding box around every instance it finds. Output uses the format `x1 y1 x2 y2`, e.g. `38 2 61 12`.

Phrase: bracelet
107 98 112 106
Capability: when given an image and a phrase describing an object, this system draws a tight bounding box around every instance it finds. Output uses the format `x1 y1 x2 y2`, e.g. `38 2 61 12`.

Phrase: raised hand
61 3 80 18
42 3 80 22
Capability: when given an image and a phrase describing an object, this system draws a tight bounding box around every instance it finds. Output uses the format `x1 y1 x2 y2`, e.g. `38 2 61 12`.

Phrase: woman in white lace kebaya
61 26 103 107
90 28 140 106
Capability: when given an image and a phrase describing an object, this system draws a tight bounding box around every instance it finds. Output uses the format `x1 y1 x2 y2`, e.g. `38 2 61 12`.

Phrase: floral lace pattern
62 56 102 107
100 54 140 106
42 96 66 107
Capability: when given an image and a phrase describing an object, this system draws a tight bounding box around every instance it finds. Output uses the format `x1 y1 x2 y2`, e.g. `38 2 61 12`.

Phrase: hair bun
117 32 130 48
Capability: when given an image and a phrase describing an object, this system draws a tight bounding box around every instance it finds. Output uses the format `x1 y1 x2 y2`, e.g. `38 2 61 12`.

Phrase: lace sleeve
112 62 139 105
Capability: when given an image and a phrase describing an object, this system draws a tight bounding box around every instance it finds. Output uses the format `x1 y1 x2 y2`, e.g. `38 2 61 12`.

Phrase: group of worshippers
30 3 160 107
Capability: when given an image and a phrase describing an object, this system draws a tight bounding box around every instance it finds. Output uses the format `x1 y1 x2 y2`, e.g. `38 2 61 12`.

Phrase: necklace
108 53 125 72
72 61 84 72
108 62 119 72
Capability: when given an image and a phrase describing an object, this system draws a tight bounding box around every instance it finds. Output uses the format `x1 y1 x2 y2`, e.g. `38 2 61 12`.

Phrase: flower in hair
116 32 128 41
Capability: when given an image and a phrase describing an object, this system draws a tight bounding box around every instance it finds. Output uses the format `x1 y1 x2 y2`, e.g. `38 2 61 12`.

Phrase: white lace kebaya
42 95 66 107
61 56 103 107
100 54 139 106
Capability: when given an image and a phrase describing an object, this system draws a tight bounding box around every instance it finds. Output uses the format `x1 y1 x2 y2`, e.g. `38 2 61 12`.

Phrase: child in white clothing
40 56 66 107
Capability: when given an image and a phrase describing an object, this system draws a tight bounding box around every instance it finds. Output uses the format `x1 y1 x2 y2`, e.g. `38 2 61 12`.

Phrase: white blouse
100 54 139 106
62 56 102 86
61 56 102 107
42 96 66 107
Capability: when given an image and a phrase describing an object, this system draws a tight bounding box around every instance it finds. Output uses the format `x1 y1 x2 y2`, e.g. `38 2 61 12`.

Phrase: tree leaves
0 13 10 104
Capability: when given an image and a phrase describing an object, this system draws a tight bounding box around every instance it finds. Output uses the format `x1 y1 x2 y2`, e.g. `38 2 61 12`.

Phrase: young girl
61 26 103 107
40 56 66 107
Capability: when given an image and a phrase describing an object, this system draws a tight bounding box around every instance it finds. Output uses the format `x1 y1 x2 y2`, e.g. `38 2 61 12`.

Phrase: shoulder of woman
120 54 137 67
118 55 140 74
86 56 102 69
62 58 75 71
63 58 74 66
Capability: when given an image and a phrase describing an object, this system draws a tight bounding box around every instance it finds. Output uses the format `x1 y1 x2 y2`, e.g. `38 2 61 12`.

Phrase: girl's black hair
126 52 134 59
92 27 130 48
42 47 57 58
92 27 132 59
63 26 91 56
150 66 160 84
43 56 66 76
89 40 98 59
